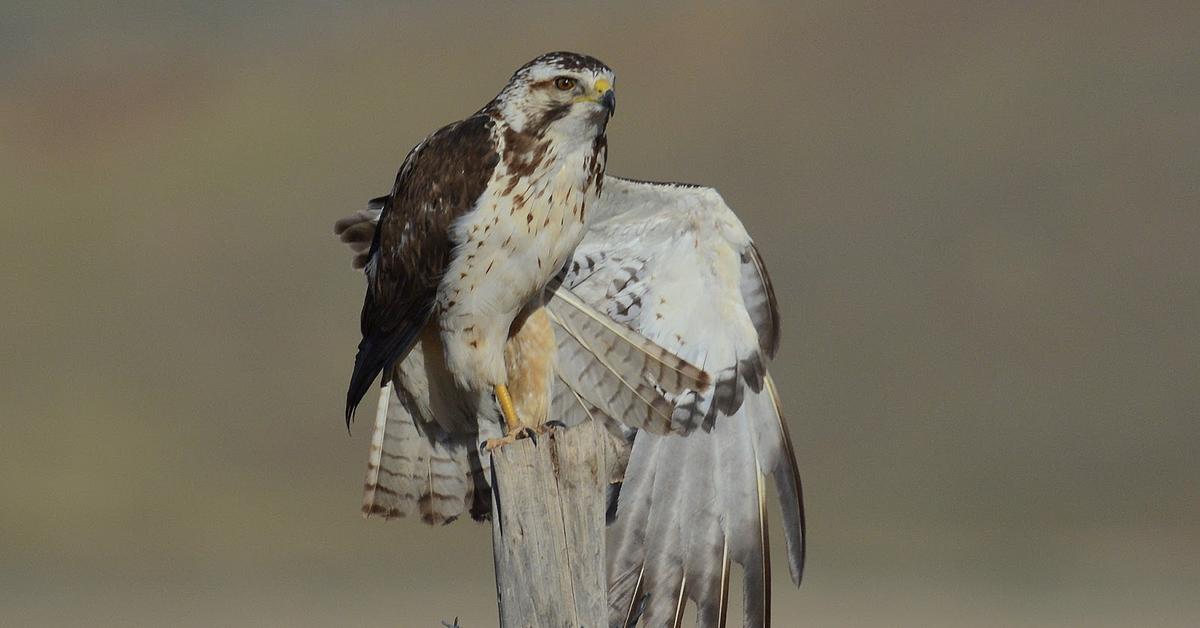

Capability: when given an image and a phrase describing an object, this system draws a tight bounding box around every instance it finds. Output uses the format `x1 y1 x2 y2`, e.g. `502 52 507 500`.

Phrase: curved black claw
516 426 538 445
544 420 567 430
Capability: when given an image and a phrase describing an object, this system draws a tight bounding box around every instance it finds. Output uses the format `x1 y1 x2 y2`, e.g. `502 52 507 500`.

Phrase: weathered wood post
488 420 608 627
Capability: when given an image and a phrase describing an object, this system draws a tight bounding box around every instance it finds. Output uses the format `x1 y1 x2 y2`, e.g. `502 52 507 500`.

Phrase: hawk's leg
495 383 522 434
484 306 556 451
484 384 537 450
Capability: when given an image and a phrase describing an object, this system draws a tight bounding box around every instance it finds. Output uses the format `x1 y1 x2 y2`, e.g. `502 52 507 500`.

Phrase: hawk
344 51 618 444
336 53 805 627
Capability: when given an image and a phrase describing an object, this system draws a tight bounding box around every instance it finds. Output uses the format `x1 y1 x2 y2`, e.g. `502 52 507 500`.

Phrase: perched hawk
345 51 618 442
336 53 804 627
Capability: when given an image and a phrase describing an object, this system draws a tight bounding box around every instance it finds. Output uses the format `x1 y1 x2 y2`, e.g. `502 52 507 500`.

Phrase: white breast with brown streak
437 134 602 392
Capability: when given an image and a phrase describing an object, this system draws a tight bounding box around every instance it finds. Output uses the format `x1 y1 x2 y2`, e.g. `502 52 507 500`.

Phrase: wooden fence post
488 420 608 627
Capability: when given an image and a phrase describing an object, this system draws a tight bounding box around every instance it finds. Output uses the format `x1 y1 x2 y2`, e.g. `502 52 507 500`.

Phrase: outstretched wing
334 176 805 626
344 114 500 426
561 177 804 627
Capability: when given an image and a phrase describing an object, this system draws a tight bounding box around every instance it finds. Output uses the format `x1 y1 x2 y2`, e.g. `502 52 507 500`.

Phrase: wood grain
489 421 608 627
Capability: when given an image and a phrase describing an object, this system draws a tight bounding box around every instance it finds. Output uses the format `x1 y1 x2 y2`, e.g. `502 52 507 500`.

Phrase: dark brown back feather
345 114 500 426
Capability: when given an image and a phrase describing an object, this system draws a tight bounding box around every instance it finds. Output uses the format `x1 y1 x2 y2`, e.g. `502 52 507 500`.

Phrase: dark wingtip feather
344 343 376 432
344 313 430 433
345 334 387 432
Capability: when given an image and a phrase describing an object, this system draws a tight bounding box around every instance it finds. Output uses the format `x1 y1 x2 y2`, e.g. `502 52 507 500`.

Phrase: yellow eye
553 77 577 91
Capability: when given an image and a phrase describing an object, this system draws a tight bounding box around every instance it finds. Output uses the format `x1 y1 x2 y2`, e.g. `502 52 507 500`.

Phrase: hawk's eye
553 77 577 91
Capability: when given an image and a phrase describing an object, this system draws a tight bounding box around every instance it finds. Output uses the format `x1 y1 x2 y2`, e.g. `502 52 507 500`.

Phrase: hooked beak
594 78 615 116
600 89 616 115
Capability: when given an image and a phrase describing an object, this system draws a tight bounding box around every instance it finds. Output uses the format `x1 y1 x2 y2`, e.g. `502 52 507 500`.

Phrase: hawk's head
489 51 615 140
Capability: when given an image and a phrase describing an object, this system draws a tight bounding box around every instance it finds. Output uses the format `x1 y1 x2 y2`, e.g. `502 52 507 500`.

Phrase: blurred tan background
2 1 1198 626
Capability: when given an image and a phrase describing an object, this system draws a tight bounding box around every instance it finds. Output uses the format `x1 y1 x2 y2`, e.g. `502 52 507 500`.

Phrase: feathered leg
485 305 557 449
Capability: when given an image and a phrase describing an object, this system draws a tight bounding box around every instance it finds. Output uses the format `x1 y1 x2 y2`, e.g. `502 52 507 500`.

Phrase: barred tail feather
362 383 491 525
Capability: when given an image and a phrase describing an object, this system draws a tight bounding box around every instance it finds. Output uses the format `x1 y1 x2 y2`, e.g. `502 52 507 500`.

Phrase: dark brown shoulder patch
502 126 551 179
375 113 501 305
346 114 501 424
